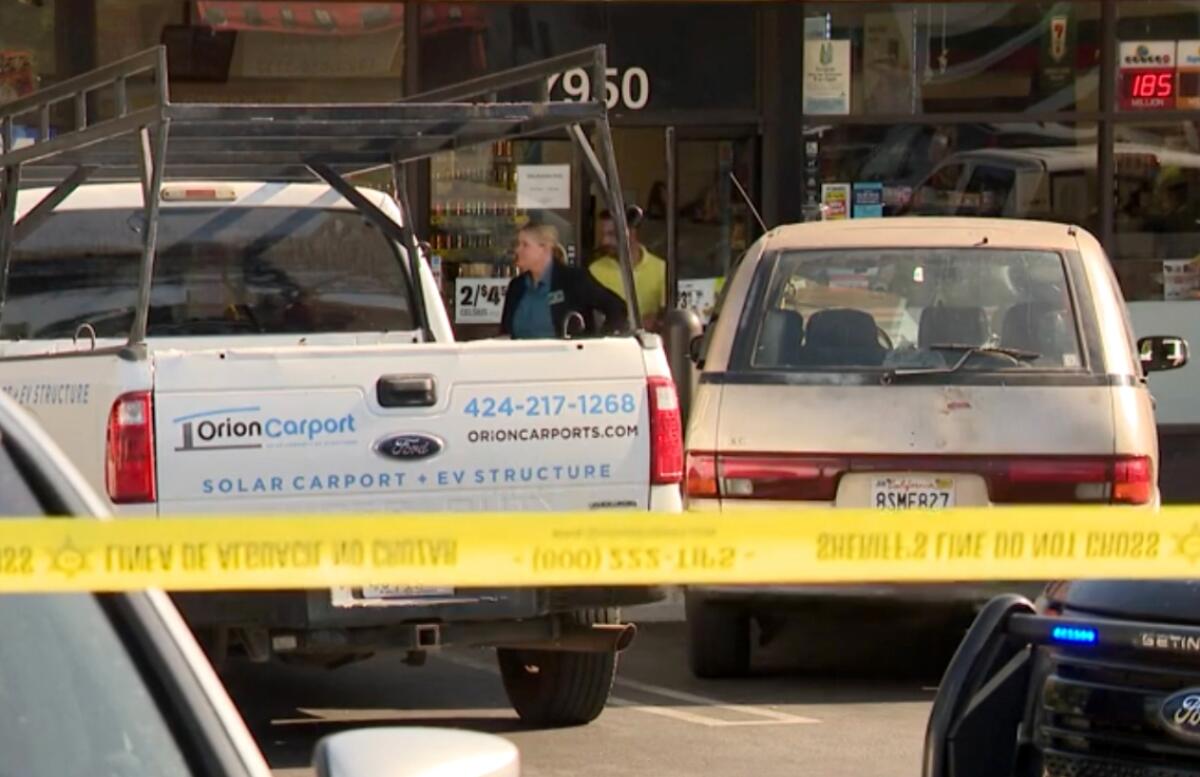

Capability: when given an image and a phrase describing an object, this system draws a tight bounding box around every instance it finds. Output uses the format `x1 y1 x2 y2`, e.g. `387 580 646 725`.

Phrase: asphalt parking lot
224 603 964 777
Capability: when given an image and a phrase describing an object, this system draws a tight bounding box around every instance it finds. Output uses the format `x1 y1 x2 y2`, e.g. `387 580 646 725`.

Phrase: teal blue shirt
511 266 556 339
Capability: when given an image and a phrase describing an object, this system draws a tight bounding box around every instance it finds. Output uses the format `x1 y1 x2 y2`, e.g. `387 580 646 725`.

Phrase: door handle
377 375 437 408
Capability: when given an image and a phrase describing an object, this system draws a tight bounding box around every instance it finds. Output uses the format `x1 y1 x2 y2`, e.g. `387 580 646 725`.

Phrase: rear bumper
171 585 664 649
687 582 1047 609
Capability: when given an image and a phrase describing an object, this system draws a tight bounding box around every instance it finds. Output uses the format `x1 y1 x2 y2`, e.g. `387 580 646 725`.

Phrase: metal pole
0 120 20 322
591 47 606 115
594 115 640 332
391 160 434 341
569 124 608 191
718 143 732 276
665 126 678 311
129 120 168 345
587 43 640 331
1098 0 1116 256
13 165 93 243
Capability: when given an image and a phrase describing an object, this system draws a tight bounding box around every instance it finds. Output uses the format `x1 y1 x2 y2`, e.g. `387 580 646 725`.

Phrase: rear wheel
686 594 751 678
497 608 619 727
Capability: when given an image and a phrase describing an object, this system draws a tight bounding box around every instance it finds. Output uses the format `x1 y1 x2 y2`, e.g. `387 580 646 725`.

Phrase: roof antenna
729 171 769 235
975 235 989 246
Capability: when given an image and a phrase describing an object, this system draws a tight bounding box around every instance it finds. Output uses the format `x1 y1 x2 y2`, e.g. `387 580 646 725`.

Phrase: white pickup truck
0 46 681 726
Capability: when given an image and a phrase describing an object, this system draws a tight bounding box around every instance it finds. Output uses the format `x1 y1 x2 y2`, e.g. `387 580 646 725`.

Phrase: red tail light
684 452 1153 505
718 455 847 501
685 452 718 497
106 391 157 504
991 455 1153 505
1113 456 1154 505
647 376 683 485
685 453 847 500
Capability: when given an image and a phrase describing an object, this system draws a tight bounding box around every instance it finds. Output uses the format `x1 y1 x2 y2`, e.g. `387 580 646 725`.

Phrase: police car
925 584 1200 777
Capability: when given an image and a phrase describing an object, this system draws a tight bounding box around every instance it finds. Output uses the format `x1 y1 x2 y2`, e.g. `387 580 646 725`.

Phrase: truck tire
686 595 751 678
497 608 619 727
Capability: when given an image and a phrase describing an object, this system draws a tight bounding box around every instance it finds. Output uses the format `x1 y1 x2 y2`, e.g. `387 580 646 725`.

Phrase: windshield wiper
884 343 1041 383
928 343 1040 362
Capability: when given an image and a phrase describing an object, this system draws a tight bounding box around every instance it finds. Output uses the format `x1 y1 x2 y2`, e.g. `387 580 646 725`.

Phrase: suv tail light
990 455 1153 505
647 376 683 485
685 452 718 497
686 453 846 501
106 391 157 504
1113 456 1153 504
684 452 1153 505
718 455 847 501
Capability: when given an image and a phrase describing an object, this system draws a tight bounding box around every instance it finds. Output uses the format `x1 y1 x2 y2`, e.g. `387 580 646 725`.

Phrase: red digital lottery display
1121 67 1176 110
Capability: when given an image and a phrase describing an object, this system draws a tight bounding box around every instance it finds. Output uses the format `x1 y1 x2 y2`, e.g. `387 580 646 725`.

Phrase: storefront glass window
801 2 1101 116
93 1 406 104
1117 0 1200 118
417 3 756 114
803 122 1097 227
673 138 757 321
1107 122 1200 300
0 1 55 110
1112 3 1200 300
432 139 576 338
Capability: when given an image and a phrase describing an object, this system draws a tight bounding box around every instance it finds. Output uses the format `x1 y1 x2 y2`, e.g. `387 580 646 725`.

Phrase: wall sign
1178 40 1200 109
677 278 723 324
821 183 851 220
1163 259 1200 301
0 50 35 104
1039 4 1076 96
454 278 509 324
547 66 650 111
863 10 916 114
442 6 756 113
803 39 851 115
1119 41 1177 111
852 182 884 219
516 164 571 210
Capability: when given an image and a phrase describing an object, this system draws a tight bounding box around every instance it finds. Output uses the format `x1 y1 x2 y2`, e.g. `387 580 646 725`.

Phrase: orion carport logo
174 406 358 452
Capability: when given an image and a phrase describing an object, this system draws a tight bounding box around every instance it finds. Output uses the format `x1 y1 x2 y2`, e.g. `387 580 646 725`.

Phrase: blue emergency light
1051 625 1098 645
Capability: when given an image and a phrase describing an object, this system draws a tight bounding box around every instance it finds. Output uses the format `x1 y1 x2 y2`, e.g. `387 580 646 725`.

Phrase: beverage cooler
428 139 578 340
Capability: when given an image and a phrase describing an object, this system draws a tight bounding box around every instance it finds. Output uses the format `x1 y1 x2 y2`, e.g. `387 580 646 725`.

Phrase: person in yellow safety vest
589 205 667 332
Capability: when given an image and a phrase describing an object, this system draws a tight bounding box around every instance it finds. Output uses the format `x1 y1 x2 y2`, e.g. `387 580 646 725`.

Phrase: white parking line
613 676 818 725
439 653 819 728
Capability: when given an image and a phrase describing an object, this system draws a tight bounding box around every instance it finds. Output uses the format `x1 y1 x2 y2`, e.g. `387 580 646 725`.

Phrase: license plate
871 476 955 510
359 585 455 599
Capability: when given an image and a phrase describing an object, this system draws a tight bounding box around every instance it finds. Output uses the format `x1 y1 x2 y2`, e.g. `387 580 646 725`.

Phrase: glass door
672 136 759 323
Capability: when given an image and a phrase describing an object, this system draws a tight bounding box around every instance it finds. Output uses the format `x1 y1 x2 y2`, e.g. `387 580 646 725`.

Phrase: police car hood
1045 580 1200 625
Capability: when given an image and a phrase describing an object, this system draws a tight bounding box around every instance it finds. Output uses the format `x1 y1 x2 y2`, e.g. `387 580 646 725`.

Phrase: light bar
1051 625 1098 645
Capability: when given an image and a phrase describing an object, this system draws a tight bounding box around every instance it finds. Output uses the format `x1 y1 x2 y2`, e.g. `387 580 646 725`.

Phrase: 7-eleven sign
1050 16 1069 62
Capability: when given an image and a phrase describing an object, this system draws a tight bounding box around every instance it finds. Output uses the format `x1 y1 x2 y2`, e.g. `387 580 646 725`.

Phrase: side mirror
314 728 519 777
688 334 704 364
1139 335 1189 373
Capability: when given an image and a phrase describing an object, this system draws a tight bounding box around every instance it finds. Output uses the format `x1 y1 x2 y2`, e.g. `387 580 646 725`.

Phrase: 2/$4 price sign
1119 40 1200 110
454 278 509 325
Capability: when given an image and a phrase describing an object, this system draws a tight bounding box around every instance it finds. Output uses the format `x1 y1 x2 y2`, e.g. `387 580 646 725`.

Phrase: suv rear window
2 206 414 339
743 248 1083 373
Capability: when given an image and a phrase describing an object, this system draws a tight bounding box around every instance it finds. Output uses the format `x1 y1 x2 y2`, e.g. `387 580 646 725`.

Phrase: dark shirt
500 261 628 338
509 264 557 339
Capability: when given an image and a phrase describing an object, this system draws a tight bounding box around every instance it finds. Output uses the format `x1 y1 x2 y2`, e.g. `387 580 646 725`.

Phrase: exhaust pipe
499 622 637 653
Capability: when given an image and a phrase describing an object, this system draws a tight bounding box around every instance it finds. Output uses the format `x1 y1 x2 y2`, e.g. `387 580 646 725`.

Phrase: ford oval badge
1159 689 1200 743
374 433 443 461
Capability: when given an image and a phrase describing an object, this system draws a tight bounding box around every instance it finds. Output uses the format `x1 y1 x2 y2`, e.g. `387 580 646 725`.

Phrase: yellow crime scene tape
0 507 1195 592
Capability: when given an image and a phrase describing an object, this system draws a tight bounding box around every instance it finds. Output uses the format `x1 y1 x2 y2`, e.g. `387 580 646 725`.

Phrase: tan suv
680 217 1188 677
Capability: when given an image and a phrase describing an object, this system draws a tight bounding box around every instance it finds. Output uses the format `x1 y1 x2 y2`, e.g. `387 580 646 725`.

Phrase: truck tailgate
152 338 651 513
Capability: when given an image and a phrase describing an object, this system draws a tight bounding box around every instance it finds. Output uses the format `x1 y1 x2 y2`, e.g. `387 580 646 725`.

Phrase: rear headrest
755 309 804 366
805 308 880 349
919 305 988 348
1000 302 1069 355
